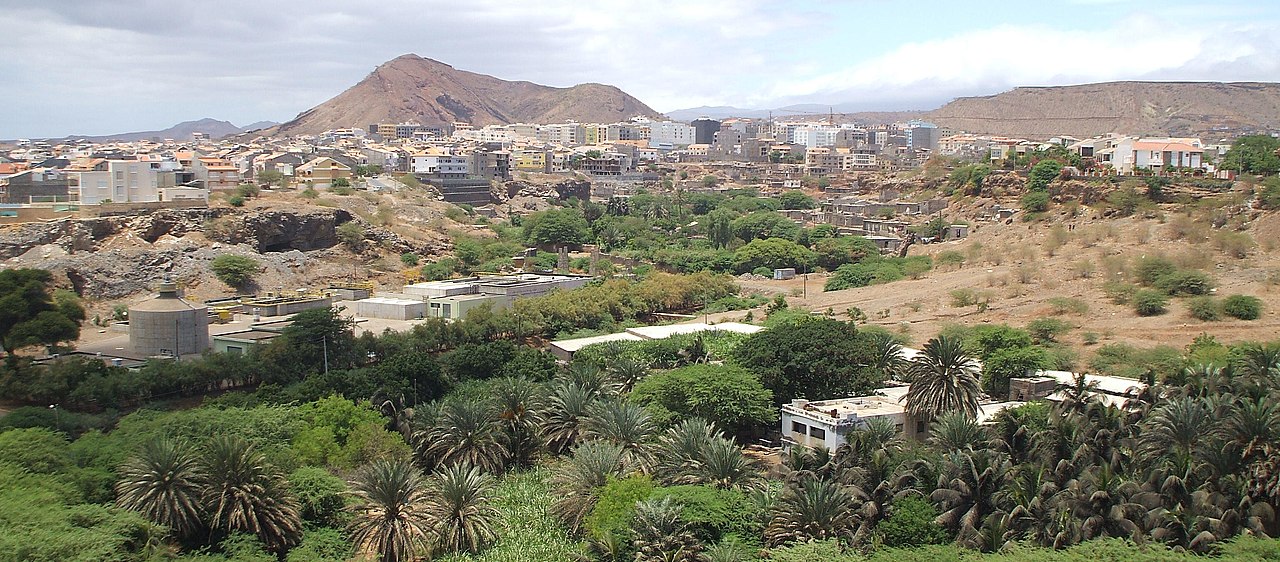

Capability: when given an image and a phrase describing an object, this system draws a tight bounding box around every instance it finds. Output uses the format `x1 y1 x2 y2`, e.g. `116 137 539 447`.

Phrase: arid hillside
927 81 1280 139
276 54 661 135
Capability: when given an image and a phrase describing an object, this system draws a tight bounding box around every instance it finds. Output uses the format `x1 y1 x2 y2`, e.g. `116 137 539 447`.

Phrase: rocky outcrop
500 178 592 201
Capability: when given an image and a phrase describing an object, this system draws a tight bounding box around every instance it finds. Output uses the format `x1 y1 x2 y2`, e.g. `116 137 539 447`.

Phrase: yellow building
513 149 548 172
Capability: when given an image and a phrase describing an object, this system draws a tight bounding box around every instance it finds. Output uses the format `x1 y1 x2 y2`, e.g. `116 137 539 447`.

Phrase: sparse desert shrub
936 250 965 269
1133 289 1169 316
1099 254 1128 283
1133 226 1151 245
1044 225 1069 256
400 253 420 267
1214 231 1255 258
950 288 978 308
1027 317 1071 343
1082 332 1100 345
1014 264 1037 284
1222 295 1263 320
1166 215 1202 241
228 194 245 207
1186 296 1221 321
301 187 319 199
1104 282 1138 305
1173 247 1213 270
1154 269 1215 296
1072 259 1096 279
1047 297 1089 315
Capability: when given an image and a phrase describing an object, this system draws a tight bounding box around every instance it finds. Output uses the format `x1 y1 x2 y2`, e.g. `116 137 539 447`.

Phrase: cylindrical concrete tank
128 279 210 357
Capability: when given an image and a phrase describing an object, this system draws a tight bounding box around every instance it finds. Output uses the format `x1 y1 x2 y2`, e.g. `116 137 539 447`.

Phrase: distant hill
275 54 662 136
46 118 277 142
664 105 924 125
926 81 1280 139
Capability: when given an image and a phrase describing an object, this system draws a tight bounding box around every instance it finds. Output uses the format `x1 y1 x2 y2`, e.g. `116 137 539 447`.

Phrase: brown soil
735 208 1280 359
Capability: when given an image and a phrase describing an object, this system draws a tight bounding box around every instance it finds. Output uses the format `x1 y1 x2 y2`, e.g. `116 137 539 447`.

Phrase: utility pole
322 336 329 375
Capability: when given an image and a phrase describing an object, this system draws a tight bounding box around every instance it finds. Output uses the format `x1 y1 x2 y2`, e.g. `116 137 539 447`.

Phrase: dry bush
1173 247 1213 270
1214 231 1255 259
1165 215 1204 241
1073 258 1096 279
1017 245 1039 263
1133 226 1151 245
1042 277 1060 290
1044 225 1069 257
1100 253 1128 283
966 241 985 264
986 245 1006 266
1015 264 1038 284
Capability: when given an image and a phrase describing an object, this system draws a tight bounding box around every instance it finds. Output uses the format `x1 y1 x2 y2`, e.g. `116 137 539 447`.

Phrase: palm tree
415 398 508 473
347 459 434 562
1066 465 1144 541
696 437 762 491
542 381 600 454
550 440 627 533
631 497 703 562
1140 396 1214 461
764 476 863 547
581 400 655 470
1218 396 1280 463
203 435 303 553
1233 343 1280 390
653 418 718 485
867 331 906 379
928 410 988 452
1000 466 1064 547
903 336 982 422
931 449 1011 548
491 377 542 470
606 355 651 393
115 437 206 539
425 463 499 555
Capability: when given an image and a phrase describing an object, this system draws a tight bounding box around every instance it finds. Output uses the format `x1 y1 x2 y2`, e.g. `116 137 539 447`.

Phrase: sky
3 0 1280 138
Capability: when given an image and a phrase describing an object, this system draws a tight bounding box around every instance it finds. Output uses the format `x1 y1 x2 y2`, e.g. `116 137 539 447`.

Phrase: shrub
936 251 965 269
1020 191 1050 212
1133 289 1169 316
1186 296 1221 321
1214 231 1255 258
1103 282 1138 305
210 254 260 288
336 222 364 249
400 253 420 267
1222 295 1263 320
877 496 949 548
950 288 978 307
1046 297 1089 315
1133 255 1177 286
1153 269 1214 296
1026 317 1071 343
228 194 245 207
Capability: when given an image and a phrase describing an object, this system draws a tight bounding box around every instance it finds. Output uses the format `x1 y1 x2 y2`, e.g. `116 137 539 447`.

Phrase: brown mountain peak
277 56 659 135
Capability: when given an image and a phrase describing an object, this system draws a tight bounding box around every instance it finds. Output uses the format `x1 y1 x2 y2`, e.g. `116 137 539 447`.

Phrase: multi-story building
0 168 71 203
69 158 178 204
191 157 241 190
295 157 353 188
411 152 471 178
646 121 696 147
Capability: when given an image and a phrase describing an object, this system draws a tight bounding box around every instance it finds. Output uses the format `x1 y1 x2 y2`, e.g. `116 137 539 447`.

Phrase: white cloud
763 14 1280 109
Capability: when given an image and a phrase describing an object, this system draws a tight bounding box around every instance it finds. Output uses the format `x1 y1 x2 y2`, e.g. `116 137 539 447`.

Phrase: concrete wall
129 309 209 356
356 299 427 320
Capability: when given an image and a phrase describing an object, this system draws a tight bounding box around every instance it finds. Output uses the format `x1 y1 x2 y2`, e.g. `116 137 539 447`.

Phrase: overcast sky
3 0 1279 138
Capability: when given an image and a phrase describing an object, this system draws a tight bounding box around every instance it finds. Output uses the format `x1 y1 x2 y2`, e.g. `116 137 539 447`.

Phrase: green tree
347 459 433 562
779 190 816 210
415 399 508 473
1027 159 1063 191
523 208 591 246
629 364 776 436
1020 191 1050 212
732 238 816 273
982 346 1050 398
257 169 287 187
210 255 260 288
731 211 800 242
705 209 735 249
1222 135 1280 175
702 175 720 188
731 317 882 403
0 268 83 356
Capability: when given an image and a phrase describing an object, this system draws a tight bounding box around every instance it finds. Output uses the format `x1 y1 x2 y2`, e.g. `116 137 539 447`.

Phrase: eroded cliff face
1 208 444 300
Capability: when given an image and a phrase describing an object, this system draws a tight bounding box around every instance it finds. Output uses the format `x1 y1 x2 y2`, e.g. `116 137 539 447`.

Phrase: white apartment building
646 121 696 147
71 159 179 204
410 153 471 177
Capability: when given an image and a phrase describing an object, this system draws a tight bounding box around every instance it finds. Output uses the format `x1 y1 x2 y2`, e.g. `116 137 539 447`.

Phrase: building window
809 426 826 440
791 421 807 435
226 345 243 355
916 420 926 434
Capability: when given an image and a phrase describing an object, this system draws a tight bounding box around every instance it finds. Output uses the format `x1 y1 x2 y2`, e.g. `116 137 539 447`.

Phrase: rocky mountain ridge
276 54 661 135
